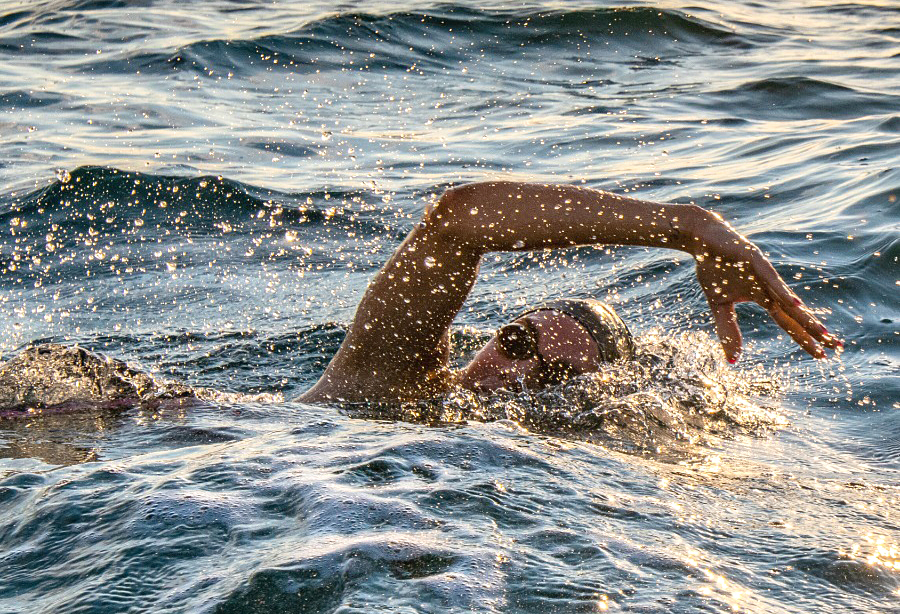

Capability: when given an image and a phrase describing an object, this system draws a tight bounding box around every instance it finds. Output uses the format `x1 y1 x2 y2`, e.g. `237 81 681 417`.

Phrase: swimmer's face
458 310 602 393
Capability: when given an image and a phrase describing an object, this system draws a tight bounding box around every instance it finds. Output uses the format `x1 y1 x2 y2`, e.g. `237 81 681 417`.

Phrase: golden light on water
844 534 900 573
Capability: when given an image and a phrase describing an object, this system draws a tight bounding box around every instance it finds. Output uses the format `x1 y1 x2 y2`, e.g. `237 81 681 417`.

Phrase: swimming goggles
496 319 576 386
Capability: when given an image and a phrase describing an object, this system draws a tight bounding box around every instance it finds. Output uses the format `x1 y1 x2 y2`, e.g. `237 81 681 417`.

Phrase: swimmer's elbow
425 183 486 248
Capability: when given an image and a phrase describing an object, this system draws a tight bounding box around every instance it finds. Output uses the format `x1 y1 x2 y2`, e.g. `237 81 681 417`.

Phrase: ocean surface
1 0 898 611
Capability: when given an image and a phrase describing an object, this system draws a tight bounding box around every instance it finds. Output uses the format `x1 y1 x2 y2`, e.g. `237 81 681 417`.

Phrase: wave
0 323 346 416
45 7 757 77
2 165 391 232
4 166 299 227
695 77 900 121
0 89 67 109
0 166 393 288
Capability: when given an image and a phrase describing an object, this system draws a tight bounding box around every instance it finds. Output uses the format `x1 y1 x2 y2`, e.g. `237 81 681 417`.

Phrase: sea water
0 0 898 612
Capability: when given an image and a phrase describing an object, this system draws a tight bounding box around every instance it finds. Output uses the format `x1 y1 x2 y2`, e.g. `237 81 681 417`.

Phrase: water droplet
55 168 71 183
424 256 436 268
469 207 478 215
512 240 525 249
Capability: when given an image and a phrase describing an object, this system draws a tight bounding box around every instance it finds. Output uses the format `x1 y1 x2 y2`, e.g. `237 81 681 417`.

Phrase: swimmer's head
457 299 635 393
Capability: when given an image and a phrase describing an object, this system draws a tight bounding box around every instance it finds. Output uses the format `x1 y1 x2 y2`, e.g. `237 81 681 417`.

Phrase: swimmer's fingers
707 298 743 363
775 297 843 351
749 251 842 350
768 303 827 359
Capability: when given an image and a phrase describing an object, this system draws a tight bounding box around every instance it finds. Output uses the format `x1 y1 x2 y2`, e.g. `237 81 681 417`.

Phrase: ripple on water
214 535 505 614
785 548 900 599
696 77 900 121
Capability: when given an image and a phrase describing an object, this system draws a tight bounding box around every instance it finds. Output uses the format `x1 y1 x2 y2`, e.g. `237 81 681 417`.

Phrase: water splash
0 344 281 417
349 330 785 458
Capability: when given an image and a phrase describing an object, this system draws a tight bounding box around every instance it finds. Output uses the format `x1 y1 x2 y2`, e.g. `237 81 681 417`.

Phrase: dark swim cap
521 298 635 362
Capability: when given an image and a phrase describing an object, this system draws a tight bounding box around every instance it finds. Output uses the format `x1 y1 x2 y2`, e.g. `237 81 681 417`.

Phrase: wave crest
67 7 753 77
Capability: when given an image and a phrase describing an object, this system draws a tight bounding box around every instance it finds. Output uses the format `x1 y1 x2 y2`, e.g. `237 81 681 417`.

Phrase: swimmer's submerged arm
302 182 839 402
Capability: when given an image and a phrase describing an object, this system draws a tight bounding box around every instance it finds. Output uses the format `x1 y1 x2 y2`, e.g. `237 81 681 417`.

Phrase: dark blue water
1 1 898 612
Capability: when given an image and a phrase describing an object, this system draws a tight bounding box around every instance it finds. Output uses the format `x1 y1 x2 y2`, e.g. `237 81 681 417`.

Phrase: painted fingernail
727 357 737 364
793 297 803 306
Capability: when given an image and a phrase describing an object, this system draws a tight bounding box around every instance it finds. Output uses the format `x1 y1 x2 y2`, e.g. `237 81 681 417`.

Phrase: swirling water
0 0 898 612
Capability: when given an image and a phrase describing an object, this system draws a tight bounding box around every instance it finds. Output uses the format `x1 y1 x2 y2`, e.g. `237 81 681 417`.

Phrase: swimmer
299 182 841 403
1 181 842 412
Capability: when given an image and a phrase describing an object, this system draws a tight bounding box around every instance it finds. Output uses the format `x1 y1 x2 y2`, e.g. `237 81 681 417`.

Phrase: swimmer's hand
686 210 842 362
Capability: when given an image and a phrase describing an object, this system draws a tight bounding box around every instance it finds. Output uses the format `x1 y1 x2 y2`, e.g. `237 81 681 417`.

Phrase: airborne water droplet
424 256 436 268
512 240 525 249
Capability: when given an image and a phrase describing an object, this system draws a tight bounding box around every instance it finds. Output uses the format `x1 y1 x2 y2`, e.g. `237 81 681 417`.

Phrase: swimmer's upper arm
300 191 484 401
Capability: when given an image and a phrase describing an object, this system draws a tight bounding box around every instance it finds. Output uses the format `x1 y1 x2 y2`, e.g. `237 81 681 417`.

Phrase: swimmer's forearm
428 181 712 255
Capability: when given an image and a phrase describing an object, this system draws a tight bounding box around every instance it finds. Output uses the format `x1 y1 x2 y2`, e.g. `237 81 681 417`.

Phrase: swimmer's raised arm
430 182 840 361
301 182 839 402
